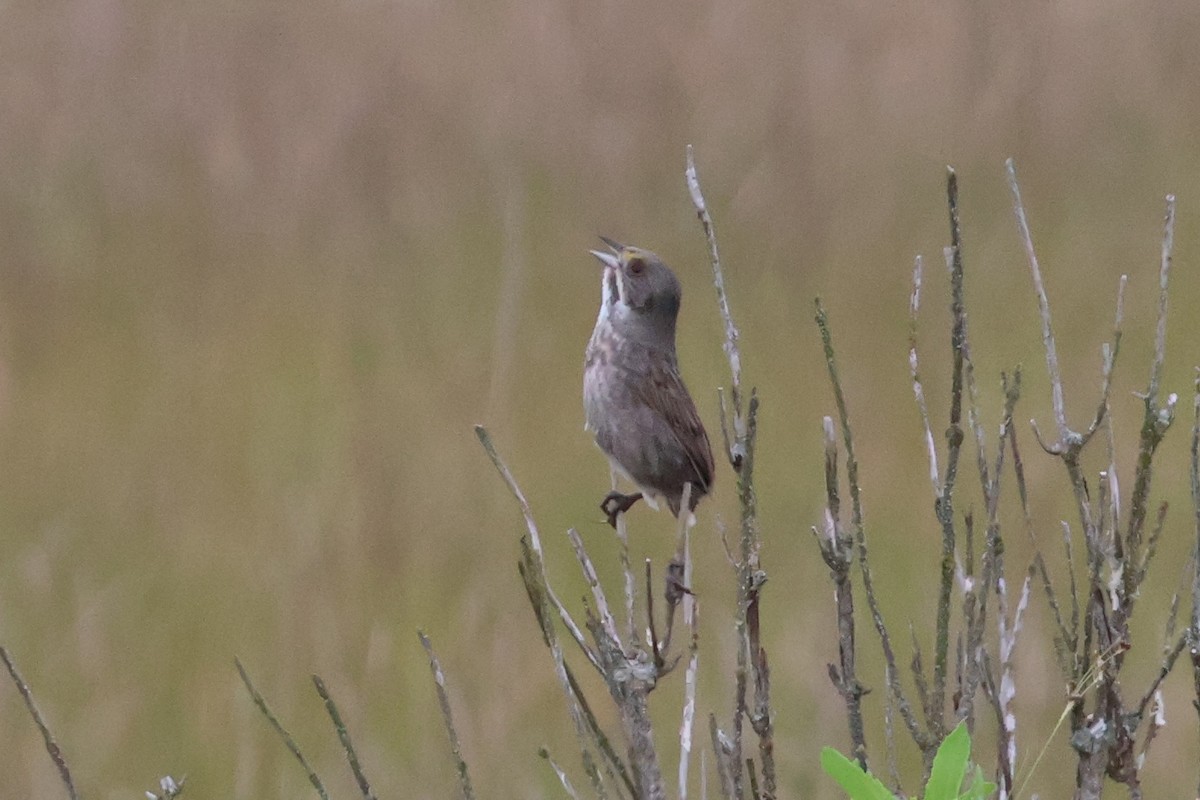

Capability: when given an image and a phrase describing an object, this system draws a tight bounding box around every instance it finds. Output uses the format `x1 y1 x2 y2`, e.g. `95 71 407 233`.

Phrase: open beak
598 235 623 253
589 235 623 270
590 237 623 305
589 249 620 269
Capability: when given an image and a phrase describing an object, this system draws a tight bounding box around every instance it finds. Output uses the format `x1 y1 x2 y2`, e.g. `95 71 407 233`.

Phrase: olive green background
1 1 1199 797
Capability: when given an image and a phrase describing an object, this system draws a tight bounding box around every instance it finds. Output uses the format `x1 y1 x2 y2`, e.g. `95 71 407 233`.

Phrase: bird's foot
665 556 695 605
600 491 643 527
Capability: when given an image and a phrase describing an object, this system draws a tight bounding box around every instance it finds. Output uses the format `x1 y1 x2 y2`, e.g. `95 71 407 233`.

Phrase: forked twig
815 299 927 755
483 426 634 798
1006 158 1127 455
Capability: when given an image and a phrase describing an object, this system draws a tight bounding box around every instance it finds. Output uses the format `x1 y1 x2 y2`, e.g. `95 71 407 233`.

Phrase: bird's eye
627 257 645 275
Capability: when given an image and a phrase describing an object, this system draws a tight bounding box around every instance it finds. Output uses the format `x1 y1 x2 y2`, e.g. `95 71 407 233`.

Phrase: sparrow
583 237 714 526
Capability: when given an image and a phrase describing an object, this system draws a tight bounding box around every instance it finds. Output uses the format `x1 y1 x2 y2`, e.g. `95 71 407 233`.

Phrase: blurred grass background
0 0 1199 797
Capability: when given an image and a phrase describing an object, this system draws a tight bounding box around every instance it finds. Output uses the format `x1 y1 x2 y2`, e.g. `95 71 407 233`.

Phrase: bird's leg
658 556 695 660
600 491 643 527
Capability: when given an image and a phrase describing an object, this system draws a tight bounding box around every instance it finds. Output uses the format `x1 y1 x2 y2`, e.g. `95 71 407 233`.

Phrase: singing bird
583 237 714 526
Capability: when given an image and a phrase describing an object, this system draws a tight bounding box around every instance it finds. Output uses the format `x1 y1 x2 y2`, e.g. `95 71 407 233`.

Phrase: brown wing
635 360 715 496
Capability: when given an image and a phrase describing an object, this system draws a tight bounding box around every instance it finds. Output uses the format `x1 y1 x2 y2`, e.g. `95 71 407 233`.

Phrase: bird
583 236 714 527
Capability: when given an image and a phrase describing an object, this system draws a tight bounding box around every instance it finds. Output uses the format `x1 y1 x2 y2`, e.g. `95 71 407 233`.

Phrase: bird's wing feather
635 361 715 494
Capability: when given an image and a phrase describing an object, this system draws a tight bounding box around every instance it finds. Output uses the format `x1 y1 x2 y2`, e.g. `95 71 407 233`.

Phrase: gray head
590 237 682 345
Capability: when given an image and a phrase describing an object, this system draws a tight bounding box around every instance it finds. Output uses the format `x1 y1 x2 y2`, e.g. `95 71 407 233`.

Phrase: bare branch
312 674 377 800
1006 158 1069 447
0 646 80 800
688 147 772 800
480 425 599 672
679 588 700 800
815 299 927 754
1124 196 1179 578
418 631 476 800
1189 370 1200 799
569 528 622 645
1150 196 1177 409
540 748 582 800
476 425 541 548
612 468 638 646
686 145 744 442
932 170 971 738
234 657 329 800
818 414 868 768
908 253 941 498
709 714 735 800
1084 277 1127 440
519 542 627 800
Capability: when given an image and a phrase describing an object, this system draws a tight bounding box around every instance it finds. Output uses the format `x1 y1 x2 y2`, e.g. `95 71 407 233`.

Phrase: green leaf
959 764 997 800
820 748 894 800
925 721 970 800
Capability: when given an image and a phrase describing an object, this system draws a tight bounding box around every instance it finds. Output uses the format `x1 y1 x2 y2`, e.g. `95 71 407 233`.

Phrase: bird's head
589 237 682 330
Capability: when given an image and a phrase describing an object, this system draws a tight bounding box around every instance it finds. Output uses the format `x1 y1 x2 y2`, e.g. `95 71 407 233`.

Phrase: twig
686 144 744 452
1009 411 1077 677
476 425 540 546
709 714 735 800
1137 690 1167 777
540 748 582 800
674 483 699 800
958 353 1021 733
488 433 632 800
1123 196 1178 595
883 662 901 792
0 646 79 800
746 758 762 800
234 656 330 800
815 299 927 754
932 169 969 742
731 395 776 799
646 559 663 668
477 425 599 672
679 573 700 800
568 528 622 645
816 415 868 768
584 604 664 800
613 468 638 646
418 631 476 800
1062 521 1081 672
520 545 622 800
908 253 941 498
910 625 931 738
1135 630 1188 724
688 145 773 798
995 573 1031 799
567 526 663 797
1006 158 1069 449
1150 196 1176 409
1009 170 1125 456
312 675 377 800
1135 502 1170 599
1190 370 1200 799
